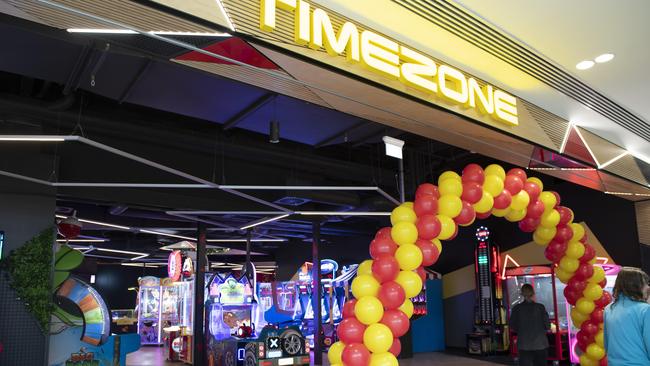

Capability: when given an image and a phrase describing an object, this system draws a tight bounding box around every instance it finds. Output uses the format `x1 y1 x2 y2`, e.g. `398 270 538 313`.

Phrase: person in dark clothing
510 284 551 366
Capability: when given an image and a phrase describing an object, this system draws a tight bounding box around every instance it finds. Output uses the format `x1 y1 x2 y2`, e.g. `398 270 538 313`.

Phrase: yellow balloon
588 257 597 265
555 268 572 283
395 244 423 271
483 175 504 197
580 354 598 366
436 214 456 240
570 223 585 242
369 352 398 366
583 283 603 301
473 191 494 213
510 190 530 211
355 296 384 325
595 330 604 347
535 225 557 241
438 194 463 218
403 202 414 208
358 259 374 276
352 274 380 298
438 170 461 184
540 209 560 228
398 299 414 318
390 205 417 225
571 307 589 328
432 238 442 254
539 191 557 213
526 177 544 191
391 222 418 246
559 257 579 272
485 164 506 180
565 241 586 259
439 178 463 197
363 323 393 353
586 344 605 361
576 298 595 315
492 207 511 217
505 208 527 222
327 341 345 364
589 266 606 284
395 270 423 298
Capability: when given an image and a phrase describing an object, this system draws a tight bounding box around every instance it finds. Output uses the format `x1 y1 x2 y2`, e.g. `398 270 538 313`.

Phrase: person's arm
540 304 551 331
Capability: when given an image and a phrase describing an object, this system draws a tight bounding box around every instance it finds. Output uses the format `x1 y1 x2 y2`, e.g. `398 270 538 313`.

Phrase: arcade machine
467 226 508 355
205 273 310 366
504 265 568 364
137 276 163 345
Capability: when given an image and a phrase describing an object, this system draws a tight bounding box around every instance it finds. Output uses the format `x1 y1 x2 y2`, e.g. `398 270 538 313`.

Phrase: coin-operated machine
466 226 508 355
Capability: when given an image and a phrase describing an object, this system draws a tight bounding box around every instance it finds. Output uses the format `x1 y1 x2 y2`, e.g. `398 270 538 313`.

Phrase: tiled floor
126 346 176 366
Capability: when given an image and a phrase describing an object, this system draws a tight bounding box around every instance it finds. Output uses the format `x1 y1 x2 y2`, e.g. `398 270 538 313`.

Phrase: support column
193 222 207 366
312 220 322 365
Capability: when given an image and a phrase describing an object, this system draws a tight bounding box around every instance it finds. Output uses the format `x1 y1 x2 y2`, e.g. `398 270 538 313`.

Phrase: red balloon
550 191 561 207
372 255 400 283
462 163 485 184
370 237 398 259
594 292 612 309
342 299 357 318
544 246 561 263
548 240 568 256
378 281 406 310
581 320 599 338
523 182 542 202
416 266 427 282
574 263 595 281
525 199 545 219
576 330 593 351
557 206 573 226
476 211 492 219
416 239 440 266
342 343 370 366
518 217 540 233
493 190 513 210
376 227 392 240
599 279 607 288
414 195 438 217
388 338 401 357
416 214 441 240
504 175 524 195
454 201 476 226
580 244 596 263
591 308 604 324
563 287 580 305
448 223 459 241
337 318 366 344
580 233 589 243
600 357 608 366
381 309 410 337
461 181 483 204
553 225 573 243
415 183 440 199
567 277 588 293
507 168 528 183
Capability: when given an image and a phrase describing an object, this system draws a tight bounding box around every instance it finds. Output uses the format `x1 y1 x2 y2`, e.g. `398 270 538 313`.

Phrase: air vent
392 0 650 142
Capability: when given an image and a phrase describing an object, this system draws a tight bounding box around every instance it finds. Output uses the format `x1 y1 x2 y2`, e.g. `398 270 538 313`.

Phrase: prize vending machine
467 226 508 355
504 265 569 364
137 276 163 345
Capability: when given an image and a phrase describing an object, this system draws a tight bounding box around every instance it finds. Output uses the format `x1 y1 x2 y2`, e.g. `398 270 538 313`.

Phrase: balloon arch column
328 164 610 366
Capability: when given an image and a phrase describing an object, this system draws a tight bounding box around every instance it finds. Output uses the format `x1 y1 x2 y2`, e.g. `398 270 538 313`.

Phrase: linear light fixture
559 121 575 154
0 136 65 141
500 254 521 280
56 214 131 230
240 214 290 230
206 238 287 243
139 229 194 241
296 211 391 216
573 126 601 167
56 239 108 243
604 191 634 196
66 28 230 37
121 262 163 268
598 151 628 169
70 245 148 260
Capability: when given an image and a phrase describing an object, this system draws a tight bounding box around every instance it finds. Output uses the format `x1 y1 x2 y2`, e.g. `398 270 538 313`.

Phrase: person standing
604 267 650 366
510 284 551 366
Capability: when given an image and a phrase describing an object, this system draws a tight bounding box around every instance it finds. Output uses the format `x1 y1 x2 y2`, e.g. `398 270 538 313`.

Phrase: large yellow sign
259 0 518 126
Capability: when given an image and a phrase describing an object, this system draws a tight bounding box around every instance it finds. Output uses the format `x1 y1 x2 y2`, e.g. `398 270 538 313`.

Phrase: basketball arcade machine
467 226 509 355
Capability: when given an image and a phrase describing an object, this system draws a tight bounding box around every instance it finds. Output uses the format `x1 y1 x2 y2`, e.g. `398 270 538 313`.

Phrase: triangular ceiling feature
563 127 598 167
175 37 278 69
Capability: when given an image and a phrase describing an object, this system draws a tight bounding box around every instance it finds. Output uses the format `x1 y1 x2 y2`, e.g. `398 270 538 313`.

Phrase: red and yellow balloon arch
327 163 610 366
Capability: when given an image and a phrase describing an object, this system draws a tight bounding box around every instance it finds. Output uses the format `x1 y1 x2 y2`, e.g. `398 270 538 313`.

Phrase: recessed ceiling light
594 53 614 63
576 60 595 70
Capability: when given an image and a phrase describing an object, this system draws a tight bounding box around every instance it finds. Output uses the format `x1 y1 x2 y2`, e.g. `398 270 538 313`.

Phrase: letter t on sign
260 0 297 31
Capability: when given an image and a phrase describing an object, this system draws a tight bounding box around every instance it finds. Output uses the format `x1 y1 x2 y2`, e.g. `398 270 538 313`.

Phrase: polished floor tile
126 346 177 366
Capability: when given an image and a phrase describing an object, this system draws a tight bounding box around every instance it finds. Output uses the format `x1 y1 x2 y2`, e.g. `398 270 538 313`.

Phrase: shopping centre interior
0 1 649 366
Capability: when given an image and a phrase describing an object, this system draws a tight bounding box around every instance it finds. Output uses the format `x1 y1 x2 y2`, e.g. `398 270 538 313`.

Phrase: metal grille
392 0 650 142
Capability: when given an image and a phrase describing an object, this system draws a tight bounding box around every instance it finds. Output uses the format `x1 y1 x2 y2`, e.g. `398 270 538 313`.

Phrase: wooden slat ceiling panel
636 200 650 246
603 153 649 187
577 127 628 168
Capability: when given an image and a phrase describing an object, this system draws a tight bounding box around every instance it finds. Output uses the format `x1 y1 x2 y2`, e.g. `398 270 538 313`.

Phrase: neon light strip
598 151 628 169
240 214 290 230
500 254 521 280
56 239 108 242
573 126 601 168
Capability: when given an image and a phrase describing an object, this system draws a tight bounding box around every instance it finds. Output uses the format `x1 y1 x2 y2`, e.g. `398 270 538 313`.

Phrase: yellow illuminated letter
437 65 468 104
360 30 400 79
399 46 437 94
294 0 310 45
467 78 494 114
311 9 360 61
260 0 297 32
493 90 519 126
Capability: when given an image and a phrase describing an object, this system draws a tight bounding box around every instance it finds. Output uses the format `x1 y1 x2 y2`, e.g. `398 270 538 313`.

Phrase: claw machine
137 276 163 345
